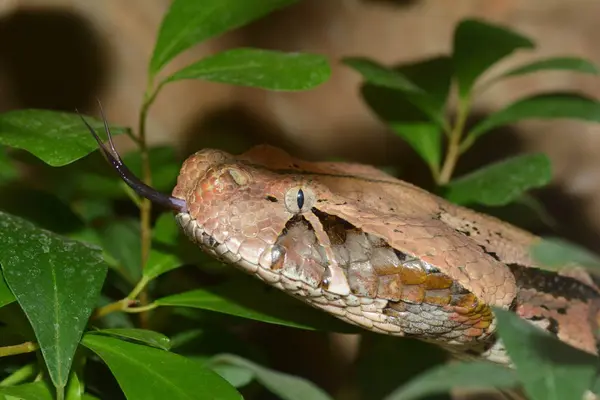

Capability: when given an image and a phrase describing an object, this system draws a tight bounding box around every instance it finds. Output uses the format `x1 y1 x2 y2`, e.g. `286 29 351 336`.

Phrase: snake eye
284 186 315 214
297 189 304 209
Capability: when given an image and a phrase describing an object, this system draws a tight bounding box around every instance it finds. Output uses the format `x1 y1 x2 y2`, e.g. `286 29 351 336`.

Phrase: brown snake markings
83 114 600 369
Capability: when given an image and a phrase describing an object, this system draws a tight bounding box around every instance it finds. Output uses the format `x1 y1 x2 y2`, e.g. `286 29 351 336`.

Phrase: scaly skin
171 145 600 365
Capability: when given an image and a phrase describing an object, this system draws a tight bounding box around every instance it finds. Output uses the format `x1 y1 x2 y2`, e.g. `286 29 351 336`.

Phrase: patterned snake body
81 111 600 367
170 145 600 365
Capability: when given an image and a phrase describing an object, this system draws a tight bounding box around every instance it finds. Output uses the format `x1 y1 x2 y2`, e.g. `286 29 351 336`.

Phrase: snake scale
83 115 600 368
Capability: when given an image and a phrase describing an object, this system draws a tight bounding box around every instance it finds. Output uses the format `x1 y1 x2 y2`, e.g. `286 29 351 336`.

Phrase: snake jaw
79 105 188 213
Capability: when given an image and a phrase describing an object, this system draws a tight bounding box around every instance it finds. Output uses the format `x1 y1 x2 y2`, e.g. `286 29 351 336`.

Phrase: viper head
79 105 188 213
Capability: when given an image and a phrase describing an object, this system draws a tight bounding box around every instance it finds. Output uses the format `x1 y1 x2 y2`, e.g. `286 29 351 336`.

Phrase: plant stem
138 97 153 275
127 276 150 300
92 299 136 320
0 341 39 358
136 80 166 327
124 303 158 313
438 96 471 185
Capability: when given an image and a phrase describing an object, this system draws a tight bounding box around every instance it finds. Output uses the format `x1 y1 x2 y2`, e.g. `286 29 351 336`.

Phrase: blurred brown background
1 0 600 398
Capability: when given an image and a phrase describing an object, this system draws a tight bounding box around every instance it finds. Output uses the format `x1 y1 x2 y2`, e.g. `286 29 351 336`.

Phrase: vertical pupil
297 189 305 209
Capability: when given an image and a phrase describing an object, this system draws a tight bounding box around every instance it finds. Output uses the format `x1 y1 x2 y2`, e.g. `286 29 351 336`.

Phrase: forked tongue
79 105 187 213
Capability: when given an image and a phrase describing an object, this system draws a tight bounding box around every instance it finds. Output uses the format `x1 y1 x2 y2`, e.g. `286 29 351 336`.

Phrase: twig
0 341 39 358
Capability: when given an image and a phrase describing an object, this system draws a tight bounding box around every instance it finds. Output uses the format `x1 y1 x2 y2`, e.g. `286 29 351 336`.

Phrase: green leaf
355 335 447 400
166 48 330 91
348 56 452 127
0 149 17 184
0 271 15 309
144 249 182 281
0 381 54 400
494 308 598 400
155 276 358 333
467 93 600 143
360 86 442 174
0 186 83 234
453 19 534 99
498 56 599 79
389 123 442 172
343 58 423 92
445 153 551 206
153 213 179 245
530 237 600 271
98 219 141 283
211 364 255 389
0 110 126 167
81 334 241 400
210 354 331 400
0 211 108 389
149 0 295 77
54 146 179 201
89 328 171 351
0 363 37 387
65 370 83 400
383 361 518 400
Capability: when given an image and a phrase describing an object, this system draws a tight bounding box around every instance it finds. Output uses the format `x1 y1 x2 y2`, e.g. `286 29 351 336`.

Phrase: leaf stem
92 299 137 320
124 302 158 313
136 80 164 327
127 276 150 300
0 341 39 358
439 96 471 185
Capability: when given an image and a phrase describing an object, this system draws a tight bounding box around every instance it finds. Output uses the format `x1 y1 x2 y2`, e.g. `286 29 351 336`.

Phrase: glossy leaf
356 335 447 400
211 354 331 400
453 19 534 98
0 186 83 234
155 276 358 333
361 86 441 173
445 153 551 206
65 370 83 400
0 149 17 184
0 271 15 309
0 211 107 389
498 56 599 79
55 146 180 201
211 364 255 389
389 123 442 173
530 237 600 271
98 219 141 283
467 93 600 143
494 308 597 400
89 328 171 351
149 0 294 77
0 363 37 387
166 48 330 91
0 110 125 167
343 58 422 92
144 249 182 281
82 334 241 400
383 361 518 400
0 381 54 400
349 56 452 127
153 213 179 245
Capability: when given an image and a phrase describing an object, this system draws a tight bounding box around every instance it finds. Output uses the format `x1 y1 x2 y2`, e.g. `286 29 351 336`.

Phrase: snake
82 114 600 369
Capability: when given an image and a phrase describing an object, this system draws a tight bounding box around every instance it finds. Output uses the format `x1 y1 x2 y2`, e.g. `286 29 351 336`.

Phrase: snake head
79 106 188 213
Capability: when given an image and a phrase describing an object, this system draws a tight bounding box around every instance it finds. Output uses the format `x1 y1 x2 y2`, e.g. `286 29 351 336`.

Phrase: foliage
0 2 598 399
